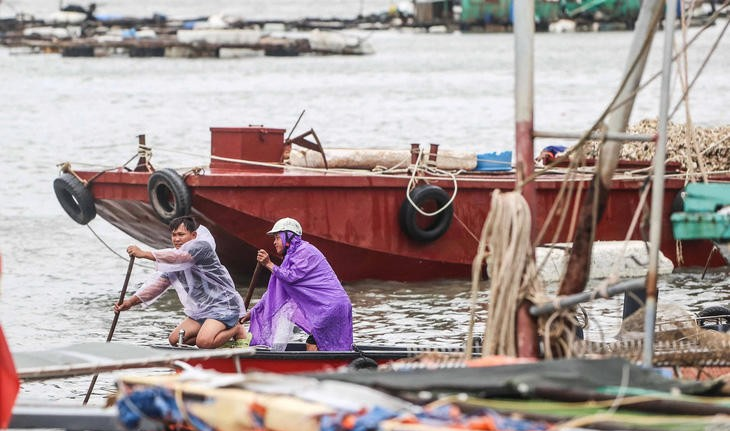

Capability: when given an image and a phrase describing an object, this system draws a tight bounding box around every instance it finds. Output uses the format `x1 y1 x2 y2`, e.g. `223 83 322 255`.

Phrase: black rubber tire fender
697 305 730 328
348 356 378 371
147 168 192 224
398 184 454 242
53 173 96 225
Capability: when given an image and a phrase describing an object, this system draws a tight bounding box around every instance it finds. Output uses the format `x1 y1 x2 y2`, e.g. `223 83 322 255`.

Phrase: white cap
267 217 303 236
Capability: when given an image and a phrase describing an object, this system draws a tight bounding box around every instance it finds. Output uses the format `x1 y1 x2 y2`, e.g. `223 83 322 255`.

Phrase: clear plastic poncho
249 234 353 351
133 226 245 322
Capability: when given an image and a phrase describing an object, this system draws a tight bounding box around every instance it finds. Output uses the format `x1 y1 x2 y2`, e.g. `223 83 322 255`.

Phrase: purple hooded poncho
249 234 353 351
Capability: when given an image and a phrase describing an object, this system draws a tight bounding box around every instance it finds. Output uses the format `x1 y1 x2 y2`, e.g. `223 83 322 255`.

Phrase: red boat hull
68 127 727 283
179 343 421 374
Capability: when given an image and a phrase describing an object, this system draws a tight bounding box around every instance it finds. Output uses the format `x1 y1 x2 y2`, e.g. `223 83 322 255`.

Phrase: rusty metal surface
74 165 728 283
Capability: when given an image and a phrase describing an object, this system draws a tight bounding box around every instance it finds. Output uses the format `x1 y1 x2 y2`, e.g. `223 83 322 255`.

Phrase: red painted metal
210 127 286 172
71 126 728 283
182 344 417 374
516 302 539 358
187 356 355 374
515 120 536 241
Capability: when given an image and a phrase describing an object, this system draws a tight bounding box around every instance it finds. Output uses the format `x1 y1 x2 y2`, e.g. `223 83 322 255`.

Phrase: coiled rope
473 191 547 357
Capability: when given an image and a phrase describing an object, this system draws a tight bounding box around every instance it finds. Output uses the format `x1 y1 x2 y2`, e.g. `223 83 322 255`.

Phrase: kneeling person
243 217 353 351
115 216 247 349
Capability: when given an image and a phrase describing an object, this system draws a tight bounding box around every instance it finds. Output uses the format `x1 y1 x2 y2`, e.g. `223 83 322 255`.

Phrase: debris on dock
3 21 374 58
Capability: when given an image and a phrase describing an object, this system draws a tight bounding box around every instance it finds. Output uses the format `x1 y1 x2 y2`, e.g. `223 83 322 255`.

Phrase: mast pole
514 0 536 229
514 0 539 358
643 0 677 369
558 0 665 297
597 0 664 187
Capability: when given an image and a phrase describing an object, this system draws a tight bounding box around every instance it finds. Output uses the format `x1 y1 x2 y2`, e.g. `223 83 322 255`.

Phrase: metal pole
514 0 539 358
514 0 535 204
598 0 665 186
558 0 665 298
533 130 656 142
529 278 645 316
643 0 677 369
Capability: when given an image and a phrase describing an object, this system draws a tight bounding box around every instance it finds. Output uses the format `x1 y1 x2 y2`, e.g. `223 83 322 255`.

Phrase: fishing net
574 303 730 372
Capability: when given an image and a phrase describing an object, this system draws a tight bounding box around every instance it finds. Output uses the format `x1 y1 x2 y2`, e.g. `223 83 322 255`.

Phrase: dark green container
460 0 561 30
560 0 642 26
670 183 730 240
671 212 730 240
682 183 730 213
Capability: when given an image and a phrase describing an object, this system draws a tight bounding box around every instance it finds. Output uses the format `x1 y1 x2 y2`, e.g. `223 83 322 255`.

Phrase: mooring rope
85 223 155 270
480 191 546 356
404 146 459 217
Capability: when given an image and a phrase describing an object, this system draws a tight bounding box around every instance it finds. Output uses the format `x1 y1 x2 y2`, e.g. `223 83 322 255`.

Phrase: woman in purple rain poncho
244 217 353 351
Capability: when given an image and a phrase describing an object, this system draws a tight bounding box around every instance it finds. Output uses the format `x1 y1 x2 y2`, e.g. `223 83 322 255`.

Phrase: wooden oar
82 256 135 405
244 262 262 310
700 244 717 280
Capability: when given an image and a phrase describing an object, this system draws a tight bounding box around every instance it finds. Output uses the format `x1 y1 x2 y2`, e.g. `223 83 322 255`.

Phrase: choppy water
0 0 729 408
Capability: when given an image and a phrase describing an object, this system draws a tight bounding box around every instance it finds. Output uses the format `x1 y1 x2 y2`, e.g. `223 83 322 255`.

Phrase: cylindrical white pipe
643 0 677 369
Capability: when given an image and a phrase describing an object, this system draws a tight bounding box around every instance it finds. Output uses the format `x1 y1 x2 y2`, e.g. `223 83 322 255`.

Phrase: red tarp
0 325 19 429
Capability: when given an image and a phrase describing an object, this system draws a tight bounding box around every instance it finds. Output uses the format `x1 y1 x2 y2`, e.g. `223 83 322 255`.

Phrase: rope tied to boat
182 166 206 178
56 161 88 186
372 156 410 174
136 140 153 172
137 143 152 158
472 191 548 357
59 150 143 188
467 190 592 359
404 145 459 217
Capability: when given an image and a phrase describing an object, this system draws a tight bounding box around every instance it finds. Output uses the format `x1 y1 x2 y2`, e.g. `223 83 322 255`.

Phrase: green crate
670 212 730 240
683 183 730 212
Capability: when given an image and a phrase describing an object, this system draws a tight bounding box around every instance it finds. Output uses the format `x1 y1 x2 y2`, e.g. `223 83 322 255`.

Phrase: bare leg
305 334 318 351
169 317 201 346
234 324 249 340
196 319 245 349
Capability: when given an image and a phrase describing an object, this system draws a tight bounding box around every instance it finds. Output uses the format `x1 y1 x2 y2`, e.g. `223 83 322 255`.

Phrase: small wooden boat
12 342 254 381
181 342 437 374
12 341 458 380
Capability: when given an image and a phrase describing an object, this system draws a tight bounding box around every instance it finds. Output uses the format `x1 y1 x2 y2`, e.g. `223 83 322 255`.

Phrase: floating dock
3 29 374 58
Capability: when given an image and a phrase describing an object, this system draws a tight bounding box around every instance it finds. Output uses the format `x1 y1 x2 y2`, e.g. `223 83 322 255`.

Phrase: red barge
53 126 728 283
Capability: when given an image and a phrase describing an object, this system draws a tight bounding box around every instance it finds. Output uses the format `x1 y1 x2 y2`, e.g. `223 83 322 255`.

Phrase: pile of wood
584 119 730 173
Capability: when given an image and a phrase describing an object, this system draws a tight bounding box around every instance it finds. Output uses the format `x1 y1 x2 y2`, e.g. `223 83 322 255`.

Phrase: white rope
674 4 711 185
105 146 730 187
480 191 545 356
372 156 410 174
85 223 155 270
404 146 459 217
206 151 730 182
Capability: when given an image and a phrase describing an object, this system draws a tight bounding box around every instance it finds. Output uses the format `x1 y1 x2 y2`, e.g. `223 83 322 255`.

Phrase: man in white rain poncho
115 216 248 349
